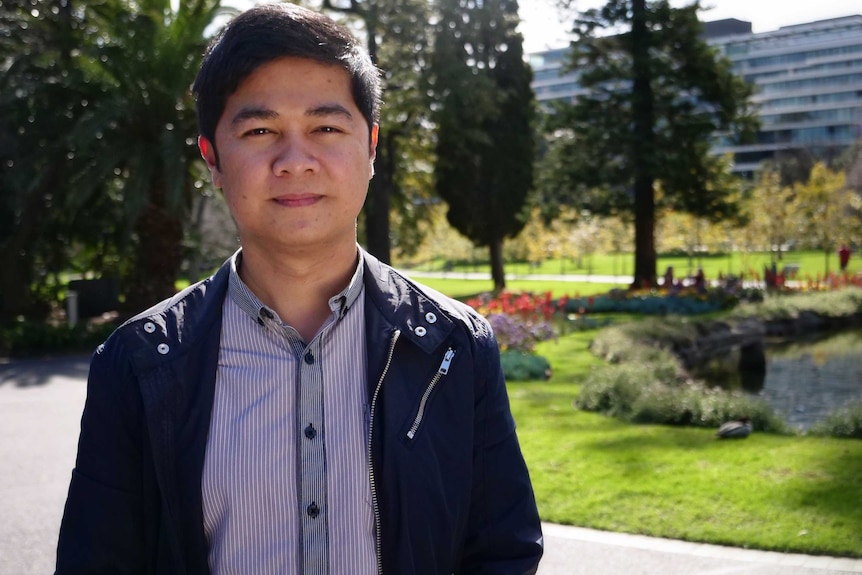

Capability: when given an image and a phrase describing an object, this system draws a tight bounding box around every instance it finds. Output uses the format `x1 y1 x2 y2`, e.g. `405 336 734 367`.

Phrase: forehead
229 57 354 103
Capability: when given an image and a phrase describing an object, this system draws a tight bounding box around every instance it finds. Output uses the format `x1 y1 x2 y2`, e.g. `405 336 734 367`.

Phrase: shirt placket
295 334 328 575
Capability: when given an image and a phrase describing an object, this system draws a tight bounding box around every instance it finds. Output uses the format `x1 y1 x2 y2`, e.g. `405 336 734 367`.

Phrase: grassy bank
511 330 862 557
403 264 862 552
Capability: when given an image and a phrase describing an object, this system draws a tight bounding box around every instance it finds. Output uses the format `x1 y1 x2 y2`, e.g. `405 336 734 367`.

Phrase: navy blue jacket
56 251 543 574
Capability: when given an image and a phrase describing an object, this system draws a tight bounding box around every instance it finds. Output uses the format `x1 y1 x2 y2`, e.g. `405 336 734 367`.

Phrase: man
55 3 543 574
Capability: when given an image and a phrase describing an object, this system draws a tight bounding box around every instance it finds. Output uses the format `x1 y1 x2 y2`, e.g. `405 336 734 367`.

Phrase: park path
2 355 861 575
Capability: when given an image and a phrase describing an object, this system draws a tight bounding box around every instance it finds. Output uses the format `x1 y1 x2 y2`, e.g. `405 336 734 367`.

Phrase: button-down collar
227 248 365 330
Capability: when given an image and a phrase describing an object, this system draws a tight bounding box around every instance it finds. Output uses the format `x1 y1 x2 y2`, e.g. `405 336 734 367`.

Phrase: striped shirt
202 250 376 575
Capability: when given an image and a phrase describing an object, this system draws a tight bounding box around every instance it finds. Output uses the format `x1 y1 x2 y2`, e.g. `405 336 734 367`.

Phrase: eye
243 127 272 137
316 126 343 134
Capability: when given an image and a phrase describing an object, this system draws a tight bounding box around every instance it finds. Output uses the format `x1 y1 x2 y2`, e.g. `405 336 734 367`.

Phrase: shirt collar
227 247 365 327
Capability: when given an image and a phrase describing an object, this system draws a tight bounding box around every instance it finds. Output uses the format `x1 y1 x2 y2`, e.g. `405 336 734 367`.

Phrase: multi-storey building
529 14 862 175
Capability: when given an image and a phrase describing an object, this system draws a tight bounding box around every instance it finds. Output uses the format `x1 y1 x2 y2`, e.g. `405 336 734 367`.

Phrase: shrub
0 319 116 357
575 364 656 419
499 350 551 381
809 402 862 439
576 315 790 433
576 363 788 433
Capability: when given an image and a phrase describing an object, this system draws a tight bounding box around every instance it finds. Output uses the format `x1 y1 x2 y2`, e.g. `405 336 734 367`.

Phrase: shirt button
415 326 427 337
157 343 170 355
425 312 438 324
307 502 320 518
304 351 315 364
143 322 156 333
304 424 317 439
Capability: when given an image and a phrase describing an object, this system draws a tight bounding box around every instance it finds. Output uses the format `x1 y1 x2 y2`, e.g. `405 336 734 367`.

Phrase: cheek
223 187 249 217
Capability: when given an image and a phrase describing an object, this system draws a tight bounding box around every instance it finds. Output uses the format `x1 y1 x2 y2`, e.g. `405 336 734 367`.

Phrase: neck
238 243 359 341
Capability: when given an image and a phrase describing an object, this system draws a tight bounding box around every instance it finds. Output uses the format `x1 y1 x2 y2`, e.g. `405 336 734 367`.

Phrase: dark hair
193 2 381 161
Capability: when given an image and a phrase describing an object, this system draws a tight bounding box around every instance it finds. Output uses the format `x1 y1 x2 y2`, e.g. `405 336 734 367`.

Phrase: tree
322 0 435 264
742 166 796 261
1 0 227 317
430 0 535 290
793 162 854 274
541 0 757 288
1 0 78 318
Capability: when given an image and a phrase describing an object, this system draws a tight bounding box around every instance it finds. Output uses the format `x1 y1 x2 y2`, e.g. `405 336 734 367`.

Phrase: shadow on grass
0 355 91 388
793 440 862 555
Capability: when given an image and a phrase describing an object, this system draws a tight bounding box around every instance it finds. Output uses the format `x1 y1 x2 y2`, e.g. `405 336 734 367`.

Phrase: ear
368 124 379 180
198 136 222 188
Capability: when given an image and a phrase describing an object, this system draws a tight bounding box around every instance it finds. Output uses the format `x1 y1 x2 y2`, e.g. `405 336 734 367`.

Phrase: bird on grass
717 417 752 439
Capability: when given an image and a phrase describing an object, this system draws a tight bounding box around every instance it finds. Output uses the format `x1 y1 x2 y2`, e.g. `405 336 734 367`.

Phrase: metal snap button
157 343 170 355
143 322 156 333
415 326 427 337
425 312 438 324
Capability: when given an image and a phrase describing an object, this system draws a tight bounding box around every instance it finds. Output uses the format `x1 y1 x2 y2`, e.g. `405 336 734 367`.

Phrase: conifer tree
430 0 535 290
541 0 757 287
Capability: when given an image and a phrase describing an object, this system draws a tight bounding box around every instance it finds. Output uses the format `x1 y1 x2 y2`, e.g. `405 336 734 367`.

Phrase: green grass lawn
511 331 862 557
412 271 862 557
409 250 859 281
406 276 619 299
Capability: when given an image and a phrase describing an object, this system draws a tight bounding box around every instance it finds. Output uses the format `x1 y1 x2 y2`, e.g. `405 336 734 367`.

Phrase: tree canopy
1 0 228 318
430 0 536 290
540 0 758 287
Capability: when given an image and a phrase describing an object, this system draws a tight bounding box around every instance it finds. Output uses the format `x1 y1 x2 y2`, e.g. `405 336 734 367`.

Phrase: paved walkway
2 355 861 574
539 523 862 574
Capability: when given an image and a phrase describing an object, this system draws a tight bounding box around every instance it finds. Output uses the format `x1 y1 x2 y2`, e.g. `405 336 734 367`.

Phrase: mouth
271 194 322 208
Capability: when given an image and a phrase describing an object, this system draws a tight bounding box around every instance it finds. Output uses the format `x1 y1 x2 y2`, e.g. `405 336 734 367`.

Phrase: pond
736 329 862 430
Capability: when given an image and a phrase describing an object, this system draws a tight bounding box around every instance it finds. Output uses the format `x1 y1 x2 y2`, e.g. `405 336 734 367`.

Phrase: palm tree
1 0 230 318
68 0 230 311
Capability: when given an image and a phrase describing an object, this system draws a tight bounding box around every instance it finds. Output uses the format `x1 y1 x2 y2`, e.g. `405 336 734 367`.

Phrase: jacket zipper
368 329 400 575
406 347 455 440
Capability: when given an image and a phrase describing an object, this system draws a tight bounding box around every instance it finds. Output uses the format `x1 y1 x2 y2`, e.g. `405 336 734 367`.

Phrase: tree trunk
359 7 392 265
363 130 393 264
0 254 35 322
489 238 506 291
122 185 185 314
630 0 657 289
0 162 64 320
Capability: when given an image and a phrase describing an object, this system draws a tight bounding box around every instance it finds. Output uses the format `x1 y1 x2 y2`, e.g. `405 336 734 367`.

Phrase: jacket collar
121 258 231 373
361 249 455 354
122 247 458 368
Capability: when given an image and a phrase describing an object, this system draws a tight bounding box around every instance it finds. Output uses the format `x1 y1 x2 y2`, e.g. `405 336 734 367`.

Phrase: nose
272 133 319 175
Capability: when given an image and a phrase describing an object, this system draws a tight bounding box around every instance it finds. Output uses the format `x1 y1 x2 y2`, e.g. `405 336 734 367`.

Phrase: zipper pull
439 348 455 375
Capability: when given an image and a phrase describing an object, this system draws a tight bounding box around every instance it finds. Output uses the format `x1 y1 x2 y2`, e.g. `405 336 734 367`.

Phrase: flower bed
560 284 763 316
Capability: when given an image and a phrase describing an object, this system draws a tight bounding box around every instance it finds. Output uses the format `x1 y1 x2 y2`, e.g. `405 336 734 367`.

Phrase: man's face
200 57 378 256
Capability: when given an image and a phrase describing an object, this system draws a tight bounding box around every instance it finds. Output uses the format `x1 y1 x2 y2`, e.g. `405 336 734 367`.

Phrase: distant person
839 243 851 271
663 266 674 287
694 267 706 292
55 4 543 574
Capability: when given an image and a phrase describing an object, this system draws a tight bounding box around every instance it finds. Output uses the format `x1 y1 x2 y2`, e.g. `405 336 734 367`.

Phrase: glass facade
528 14 862 175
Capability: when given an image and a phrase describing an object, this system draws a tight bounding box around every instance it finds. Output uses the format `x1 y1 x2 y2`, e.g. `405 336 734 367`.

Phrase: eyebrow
230 104 354 126
306 104 354 121
230 107 279 126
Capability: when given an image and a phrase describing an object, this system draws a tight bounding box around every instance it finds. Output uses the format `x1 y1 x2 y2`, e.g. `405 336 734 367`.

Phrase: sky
519 0 862 53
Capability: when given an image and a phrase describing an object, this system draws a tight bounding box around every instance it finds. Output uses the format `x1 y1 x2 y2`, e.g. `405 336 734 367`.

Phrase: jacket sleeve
55 337 148 574
457 333 544 574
